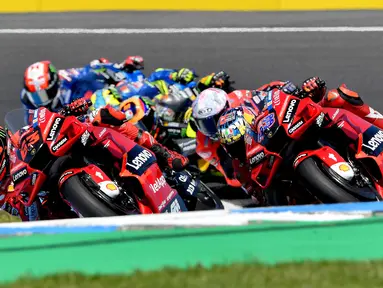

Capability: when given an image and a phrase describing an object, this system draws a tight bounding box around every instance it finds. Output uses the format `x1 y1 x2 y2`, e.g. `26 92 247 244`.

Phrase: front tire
193 181 224 210
61 175 119 217
296 158 359 203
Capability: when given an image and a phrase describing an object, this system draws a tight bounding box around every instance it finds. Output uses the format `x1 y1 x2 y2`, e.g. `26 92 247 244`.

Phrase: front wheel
60 175 120 217
190 181 225 211
296 158 361 203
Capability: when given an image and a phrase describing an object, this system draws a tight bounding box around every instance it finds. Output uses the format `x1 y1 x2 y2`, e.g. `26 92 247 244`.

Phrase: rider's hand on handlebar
61 98 92 116
212 71 235 88
301 76 327 102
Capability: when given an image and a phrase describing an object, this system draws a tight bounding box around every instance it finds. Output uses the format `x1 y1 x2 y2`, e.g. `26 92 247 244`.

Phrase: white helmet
191 88 229 140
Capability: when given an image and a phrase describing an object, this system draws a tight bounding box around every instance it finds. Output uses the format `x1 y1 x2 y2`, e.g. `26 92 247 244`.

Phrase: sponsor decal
179 174 188 183
288 119 305 135
59 170 74 184
362 127 383 156
81 130 90 146
339 164 350 172
332 109 340 120
99 128 107 138
283 99 299 123
186 179 196 195
106 183 118 191
52 137 68 152
316 112 325 127
0 159 7 175
198 107 213 116
30 173 38 186
47 117 63 141
12 168 28 184
272 90 281 106
329 153 337 161
249 150 265 166
127 149 153 171
149 175 167 194
39 108 46 123
293 153 307 168
170 198 181 212
168 128 182 135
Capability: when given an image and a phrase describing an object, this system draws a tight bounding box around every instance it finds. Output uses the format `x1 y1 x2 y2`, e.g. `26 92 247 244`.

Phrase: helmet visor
195 114 220 140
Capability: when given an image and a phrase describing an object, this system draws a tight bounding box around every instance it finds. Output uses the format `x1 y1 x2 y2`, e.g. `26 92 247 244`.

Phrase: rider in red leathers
191 77 383 201
63 99 189 171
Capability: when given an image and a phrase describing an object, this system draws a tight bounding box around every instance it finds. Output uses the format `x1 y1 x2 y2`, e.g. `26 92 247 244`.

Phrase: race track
1 10 383 123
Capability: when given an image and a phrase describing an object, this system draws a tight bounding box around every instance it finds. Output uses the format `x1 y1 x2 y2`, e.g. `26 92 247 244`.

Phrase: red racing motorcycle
2 105 223 221
237 84 383 204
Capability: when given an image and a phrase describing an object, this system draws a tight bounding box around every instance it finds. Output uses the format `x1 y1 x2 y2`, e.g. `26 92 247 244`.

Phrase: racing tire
61 175 119 217
194 181 225 210
296 158 360 203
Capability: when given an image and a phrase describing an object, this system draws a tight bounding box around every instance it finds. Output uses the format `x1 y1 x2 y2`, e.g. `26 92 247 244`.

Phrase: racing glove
61 98 92 117
197 71 234 93
122 56 144 72
301 76 327 102
90 106 128 127
89 58 111 67
171 68 196 85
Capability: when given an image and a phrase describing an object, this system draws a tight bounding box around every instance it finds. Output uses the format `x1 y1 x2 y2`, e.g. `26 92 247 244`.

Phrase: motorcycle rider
190 77 383 193
0 98 189 219
21 56 147 125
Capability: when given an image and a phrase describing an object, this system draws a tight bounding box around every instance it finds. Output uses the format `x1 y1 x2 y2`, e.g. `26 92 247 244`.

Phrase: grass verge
3 260 383 288
0 210 21 223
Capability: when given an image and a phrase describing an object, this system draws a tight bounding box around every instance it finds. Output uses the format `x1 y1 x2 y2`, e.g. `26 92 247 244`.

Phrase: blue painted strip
0 225 119 235
230 201 383 214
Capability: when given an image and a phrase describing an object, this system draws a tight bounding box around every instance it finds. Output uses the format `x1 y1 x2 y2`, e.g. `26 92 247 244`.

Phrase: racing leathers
21 63 118 125
91 67 198 109
195 89 254 187
195 76 383 194
66 98 189 171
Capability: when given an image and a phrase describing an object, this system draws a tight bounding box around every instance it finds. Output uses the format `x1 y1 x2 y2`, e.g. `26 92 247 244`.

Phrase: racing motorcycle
119 85 227 183
242 83 383 204
2 103 223 221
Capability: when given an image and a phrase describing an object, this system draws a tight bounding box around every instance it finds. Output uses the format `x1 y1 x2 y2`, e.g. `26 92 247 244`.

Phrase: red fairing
320 84 383 130
292 146 347 170
271 89 323 140
89 126 179 214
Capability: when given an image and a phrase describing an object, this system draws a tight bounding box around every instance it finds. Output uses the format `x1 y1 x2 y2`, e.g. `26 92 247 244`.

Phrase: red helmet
23 61 60 108
124 56 144 70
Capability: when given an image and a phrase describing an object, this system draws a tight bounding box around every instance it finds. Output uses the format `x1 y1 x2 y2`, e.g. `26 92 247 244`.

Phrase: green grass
4 261 383 288
0 210 21 223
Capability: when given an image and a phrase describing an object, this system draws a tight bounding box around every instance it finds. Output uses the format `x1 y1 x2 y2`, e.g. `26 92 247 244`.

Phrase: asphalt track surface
1 10 383 123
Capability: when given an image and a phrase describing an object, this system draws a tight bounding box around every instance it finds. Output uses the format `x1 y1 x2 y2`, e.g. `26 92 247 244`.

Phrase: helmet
191 88 229 140
23 61 60 109
217 106 257 162
124 56 144 71
98 58 110 64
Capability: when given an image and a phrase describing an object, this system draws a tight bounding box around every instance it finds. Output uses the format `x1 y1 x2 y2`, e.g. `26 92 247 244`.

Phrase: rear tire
296 158 359 203
61 175 119 217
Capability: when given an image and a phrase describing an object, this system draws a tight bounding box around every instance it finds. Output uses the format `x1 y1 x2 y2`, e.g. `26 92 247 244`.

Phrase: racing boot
319 84 383 130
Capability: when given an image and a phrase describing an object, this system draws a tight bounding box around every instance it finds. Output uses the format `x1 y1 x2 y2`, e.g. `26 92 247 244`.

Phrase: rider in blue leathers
20 58 142 125
90 67 198 110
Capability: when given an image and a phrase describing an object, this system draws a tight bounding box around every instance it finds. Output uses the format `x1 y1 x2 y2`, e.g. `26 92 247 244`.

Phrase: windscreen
4 108 28 134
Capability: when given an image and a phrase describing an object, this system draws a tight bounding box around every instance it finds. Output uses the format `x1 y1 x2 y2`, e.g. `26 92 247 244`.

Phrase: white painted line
1 27 383 34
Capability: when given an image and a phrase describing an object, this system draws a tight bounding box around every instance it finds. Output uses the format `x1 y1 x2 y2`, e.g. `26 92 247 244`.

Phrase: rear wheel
296 158 363 203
